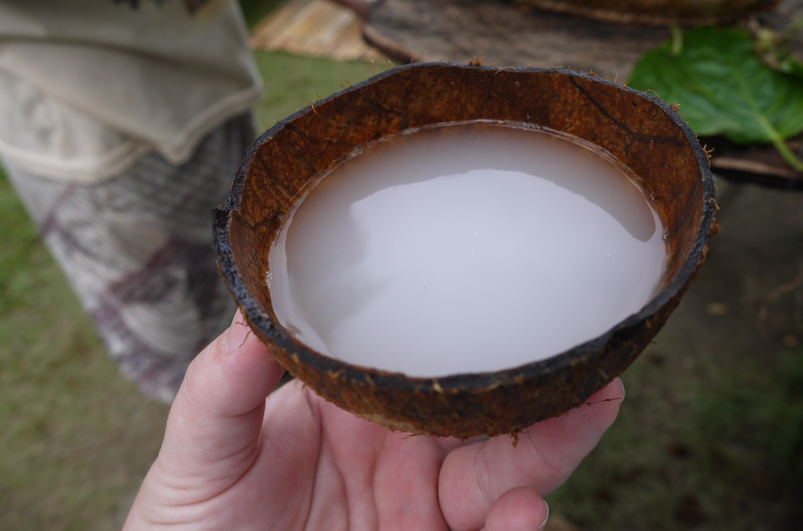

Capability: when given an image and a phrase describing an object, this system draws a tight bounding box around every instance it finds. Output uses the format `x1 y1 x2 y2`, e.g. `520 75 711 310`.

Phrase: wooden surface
251 0 386 61
364 0 803 189
364 0 671 79
511 0 782 26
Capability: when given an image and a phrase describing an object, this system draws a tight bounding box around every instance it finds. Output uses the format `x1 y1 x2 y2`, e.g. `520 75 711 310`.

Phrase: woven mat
250 0 386 61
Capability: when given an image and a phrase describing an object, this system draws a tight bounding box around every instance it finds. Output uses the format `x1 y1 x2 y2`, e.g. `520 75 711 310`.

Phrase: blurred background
1 1 802 530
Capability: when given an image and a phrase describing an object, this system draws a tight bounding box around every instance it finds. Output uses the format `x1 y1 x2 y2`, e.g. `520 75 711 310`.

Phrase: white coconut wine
268 123 667 377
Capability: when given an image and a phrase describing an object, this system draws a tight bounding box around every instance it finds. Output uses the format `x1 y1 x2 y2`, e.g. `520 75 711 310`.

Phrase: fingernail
224 310 250 353
618 377 626 402
538 500 549 531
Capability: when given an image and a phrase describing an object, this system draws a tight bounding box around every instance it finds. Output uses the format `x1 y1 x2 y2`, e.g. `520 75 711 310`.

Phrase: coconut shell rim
213 62 717 393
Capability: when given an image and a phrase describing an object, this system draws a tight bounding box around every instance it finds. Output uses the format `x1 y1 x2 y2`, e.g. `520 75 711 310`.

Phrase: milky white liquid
268 123 666 377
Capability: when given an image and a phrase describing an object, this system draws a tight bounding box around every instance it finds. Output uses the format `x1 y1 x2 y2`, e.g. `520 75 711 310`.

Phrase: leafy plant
628 27 803 172
753 18 803 81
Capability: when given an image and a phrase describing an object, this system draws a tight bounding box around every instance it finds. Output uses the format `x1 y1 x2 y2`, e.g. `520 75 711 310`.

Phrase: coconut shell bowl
212 63 717 439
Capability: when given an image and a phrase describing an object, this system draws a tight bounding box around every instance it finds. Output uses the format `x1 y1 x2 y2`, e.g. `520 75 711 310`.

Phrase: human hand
124 310 624 531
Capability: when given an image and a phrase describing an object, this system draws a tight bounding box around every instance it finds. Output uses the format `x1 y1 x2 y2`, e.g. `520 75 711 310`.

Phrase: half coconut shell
213 63 717 438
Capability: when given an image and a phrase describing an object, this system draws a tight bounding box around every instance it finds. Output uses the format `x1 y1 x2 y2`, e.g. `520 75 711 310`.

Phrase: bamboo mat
250 0 386 61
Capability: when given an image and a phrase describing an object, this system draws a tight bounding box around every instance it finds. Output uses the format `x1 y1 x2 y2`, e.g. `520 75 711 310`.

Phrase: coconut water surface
268 123 667 377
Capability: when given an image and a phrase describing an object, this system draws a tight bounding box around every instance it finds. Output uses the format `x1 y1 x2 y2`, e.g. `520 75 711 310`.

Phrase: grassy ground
549 344 803 530
240 0 288 29
2 4 803 528
0 165 169 530
253 51 392 133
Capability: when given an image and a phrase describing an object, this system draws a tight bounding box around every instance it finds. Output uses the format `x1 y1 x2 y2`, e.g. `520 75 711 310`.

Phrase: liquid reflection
269 123 666 377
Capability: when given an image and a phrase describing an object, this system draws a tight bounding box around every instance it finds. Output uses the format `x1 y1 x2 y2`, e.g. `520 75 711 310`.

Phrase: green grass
547 346 803 531
0 170 44 314
253 50 393 131
239 0 287 29
0 167 170 531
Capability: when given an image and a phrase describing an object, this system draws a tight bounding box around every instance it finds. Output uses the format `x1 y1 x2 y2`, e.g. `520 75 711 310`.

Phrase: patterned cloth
4 113 254 402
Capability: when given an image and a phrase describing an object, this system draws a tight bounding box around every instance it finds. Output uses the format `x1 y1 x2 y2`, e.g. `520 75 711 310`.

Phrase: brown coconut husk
213 64 717 438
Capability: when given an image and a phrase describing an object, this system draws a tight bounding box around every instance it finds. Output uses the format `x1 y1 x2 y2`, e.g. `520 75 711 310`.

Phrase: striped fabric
4 113 254 402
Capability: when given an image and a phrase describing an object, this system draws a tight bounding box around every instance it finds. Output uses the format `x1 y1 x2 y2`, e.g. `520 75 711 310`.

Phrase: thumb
156 309 285 488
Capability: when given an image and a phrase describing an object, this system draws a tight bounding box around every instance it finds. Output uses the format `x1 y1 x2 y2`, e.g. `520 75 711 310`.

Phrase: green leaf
780 57 803 81
628 27 803 171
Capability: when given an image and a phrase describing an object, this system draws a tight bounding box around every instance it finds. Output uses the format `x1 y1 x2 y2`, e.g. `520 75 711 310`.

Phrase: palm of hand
252 386 454 531
126 316 622 531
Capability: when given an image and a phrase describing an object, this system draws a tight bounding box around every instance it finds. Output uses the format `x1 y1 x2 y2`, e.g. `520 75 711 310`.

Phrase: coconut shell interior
213 64 717 438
